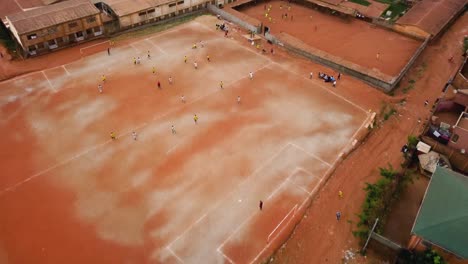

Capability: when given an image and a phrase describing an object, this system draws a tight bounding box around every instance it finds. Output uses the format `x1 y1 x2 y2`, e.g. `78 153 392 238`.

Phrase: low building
395 0 467 39
422 57 468 174
408 166 468 260
97 0 216 32
5 0 104 56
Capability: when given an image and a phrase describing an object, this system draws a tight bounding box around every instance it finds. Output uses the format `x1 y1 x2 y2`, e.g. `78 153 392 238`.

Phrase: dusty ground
240 0 421 76
383 173 429 246
0 15 375 264
271 12 468 264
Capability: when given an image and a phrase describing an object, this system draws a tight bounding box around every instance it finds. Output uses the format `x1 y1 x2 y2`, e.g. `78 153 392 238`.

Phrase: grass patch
415 62 427 79
380 101 397 121
402 83 414 94
463 36 467 53
381 2 408 20
349 0 371 6
113 12 206 41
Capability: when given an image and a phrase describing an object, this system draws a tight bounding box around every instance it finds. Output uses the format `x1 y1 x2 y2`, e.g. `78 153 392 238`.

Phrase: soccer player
101 75 106 82
249 72 253 80
194 61 198 69
237 96 241 104
110 132 116 140
98 84 103 93
169 76 173 84
132 131 137 140
171 125 176 134
181 95 186 103
220 81 223 89
184 55 187 63
194 114 198 124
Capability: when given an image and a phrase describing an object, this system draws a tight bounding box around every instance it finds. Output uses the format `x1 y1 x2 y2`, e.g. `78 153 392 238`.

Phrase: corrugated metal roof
102 0 174 17
411 166 468 259
7 0 100 34
397 0 467 36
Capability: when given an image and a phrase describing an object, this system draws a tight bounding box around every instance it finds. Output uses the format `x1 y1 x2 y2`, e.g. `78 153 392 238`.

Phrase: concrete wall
453 72 468 90
448 125 468 151
265 32 394 91
207 4 262 33
421 135 468 173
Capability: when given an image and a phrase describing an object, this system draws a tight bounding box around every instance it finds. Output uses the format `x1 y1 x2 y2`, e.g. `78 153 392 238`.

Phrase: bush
397 249 447 264
353 165 414 246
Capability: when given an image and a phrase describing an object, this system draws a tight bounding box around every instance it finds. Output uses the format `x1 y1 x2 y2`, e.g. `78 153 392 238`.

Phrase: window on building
28 45 36 51
76 31 84 38
48 39 56 45
93 26 101 32
451 134 459 143
86 28 93 35
177 0 184 4
27 34 37 40
87 17 96 23
139 11 146 16
56 37 64 43
147 9 155 14
169 2 176 7
37 42 45 49
69 22 78 28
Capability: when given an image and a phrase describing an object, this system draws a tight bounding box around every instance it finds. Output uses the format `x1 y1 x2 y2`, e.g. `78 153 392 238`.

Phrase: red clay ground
0 16 372 264
271 12 468 264
240 0 422 76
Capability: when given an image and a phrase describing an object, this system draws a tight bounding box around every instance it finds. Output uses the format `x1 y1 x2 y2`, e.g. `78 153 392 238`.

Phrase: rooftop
397 0 467 36
6 0 100 35
101 0 173 17
411 166 468 259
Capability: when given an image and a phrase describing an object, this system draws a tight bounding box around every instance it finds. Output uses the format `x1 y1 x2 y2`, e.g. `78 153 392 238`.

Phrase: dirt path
271 12 468 264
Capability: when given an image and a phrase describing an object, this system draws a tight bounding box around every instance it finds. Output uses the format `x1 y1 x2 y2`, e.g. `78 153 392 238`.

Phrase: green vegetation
380 1 408 20
379 102 397 121
398 249 447 264
113 12 206 41
402 82 414 93
349 0 371 7
463 36 468 53
353 165 414 247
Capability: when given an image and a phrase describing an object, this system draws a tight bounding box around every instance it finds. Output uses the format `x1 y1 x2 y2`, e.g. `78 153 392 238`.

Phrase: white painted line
266 168 300 200
166 213 208 248
41 71 56 93
287 178 311 195
145 39 167 55
287 142 331 167
217 248 236 264
251 205 298 264
62 65 71 76
166 142 181 154
166 246 185 264
0 139 111 196
79 40 110 54
14 0 24 11
129 43 140 53
272 61 368 114
217 213 255 252
267 204 298 243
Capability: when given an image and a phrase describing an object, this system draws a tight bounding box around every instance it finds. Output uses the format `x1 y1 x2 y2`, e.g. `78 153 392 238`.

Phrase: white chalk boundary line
267 204 298 243
79 40 110 54
0 57 273 196
41 71 56 93
144 39 168 55
166 246 184 264
216 145 329 263
196 21 368 115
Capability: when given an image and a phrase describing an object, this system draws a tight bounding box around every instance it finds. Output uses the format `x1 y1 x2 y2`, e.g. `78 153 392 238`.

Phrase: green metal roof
412 166 468 259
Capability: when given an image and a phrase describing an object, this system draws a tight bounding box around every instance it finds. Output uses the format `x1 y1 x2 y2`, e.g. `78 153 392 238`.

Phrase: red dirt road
0 16 371 264
272 12 468 264
241 0 422 76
